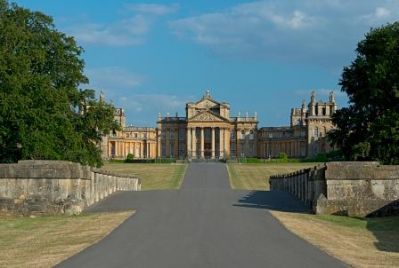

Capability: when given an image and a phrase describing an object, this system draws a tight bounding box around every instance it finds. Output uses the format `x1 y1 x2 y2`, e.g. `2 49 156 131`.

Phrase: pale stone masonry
102 90 337 160
270 162 399 217
0 160 141 215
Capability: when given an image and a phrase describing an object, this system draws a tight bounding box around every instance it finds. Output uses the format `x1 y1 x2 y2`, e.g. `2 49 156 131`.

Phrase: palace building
101 90 337 160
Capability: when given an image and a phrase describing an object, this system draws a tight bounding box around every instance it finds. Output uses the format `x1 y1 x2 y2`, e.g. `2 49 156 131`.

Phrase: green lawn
103 163 187 190
227 163 319 190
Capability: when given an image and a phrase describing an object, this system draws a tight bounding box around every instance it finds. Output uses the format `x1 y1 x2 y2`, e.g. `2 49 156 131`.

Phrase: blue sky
14 0 399 127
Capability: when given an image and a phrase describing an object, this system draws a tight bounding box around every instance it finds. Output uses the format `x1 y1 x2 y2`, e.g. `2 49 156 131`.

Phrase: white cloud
375 7 391 19
235 2 318 30
84 67 190 125
117 94 191 126
71 16 149 46
86 67 143 92
68 3 178 46
170 0 399 68
121 94 187 113
127 3 179 16
360 6 394 24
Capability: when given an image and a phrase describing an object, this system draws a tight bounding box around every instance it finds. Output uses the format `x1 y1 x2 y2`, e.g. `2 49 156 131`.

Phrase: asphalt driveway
58 162 345 268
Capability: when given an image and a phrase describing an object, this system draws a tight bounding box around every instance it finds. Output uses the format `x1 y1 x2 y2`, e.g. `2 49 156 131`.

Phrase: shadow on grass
236 192 399 253
367 200 399 253
233 190 311 213
366 216 399 253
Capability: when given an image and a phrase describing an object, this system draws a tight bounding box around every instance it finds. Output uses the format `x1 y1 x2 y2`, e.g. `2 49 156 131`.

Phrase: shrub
277 153 288 161
126 153 135 162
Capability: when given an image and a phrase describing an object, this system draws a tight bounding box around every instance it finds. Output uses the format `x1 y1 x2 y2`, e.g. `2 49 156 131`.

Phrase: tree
328 22 399 164
0 1 118 166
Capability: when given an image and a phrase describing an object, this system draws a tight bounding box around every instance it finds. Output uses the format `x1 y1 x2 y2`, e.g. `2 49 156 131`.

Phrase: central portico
186 90 232 159
157 90 258 160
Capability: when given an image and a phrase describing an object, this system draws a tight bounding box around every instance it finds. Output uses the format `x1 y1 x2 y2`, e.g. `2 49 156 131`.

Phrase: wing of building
102 90 337 160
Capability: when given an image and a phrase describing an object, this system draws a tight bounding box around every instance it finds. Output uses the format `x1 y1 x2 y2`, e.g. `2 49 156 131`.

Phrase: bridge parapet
0 160 141 215
270 162 399 217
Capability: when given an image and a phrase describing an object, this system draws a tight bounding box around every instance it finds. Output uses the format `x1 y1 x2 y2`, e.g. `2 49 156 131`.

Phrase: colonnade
259 140 305 158
186 127 229 159
109 141 153 159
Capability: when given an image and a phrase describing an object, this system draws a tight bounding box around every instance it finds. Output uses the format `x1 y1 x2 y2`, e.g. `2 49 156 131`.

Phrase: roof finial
204 89 211 99
329 91 336 103
311 90 316 103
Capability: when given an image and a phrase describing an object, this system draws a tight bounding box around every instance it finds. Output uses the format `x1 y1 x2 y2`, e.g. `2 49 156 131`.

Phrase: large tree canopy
329 22 399 164
0 1 118 166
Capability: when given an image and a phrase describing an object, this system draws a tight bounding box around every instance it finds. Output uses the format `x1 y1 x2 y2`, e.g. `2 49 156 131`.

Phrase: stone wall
0 160 141 215
270 162 399 217
269 164 327 209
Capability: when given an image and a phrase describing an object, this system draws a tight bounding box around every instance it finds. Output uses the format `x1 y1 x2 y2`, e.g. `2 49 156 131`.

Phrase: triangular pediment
189 111 228 122
195 98 220 109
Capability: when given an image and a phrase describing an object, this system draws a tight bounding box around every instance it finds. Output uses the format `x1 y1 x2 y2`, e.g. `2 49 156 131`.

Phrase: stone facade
102 108 158 159
102 90 337 160
257 91 337 158
157 91 258 160
270 162 399 217
0 160 141 215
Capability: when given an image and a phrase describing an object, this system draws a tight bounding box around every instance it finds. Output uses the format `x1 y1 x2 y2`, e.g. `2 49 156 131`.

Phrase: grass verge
271 211 399 267
0 211 133 268
227 163 318 190
103 163 187 190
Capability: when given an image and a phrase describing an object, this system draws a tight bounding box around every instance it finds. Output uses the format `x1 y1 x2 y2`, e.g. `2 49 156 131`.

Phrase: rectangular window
179 128 186 141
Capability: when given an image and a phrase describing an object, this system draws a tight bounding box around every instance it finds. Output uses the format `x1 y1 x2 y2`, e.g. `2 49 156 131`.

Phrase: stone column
165 129 170 157
201 127 205 159
224 128 230 159
236 129 240 158
219 128 224 158
116 142 119 158
187 127 192 158
157 131 161 158
211 127 216 159
174 128 179 158
192 127 197 159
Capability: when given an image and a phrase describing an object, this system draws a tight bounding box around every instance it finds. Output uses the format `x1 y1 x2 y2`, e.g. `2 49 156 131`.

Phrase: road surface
58 162 345 268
